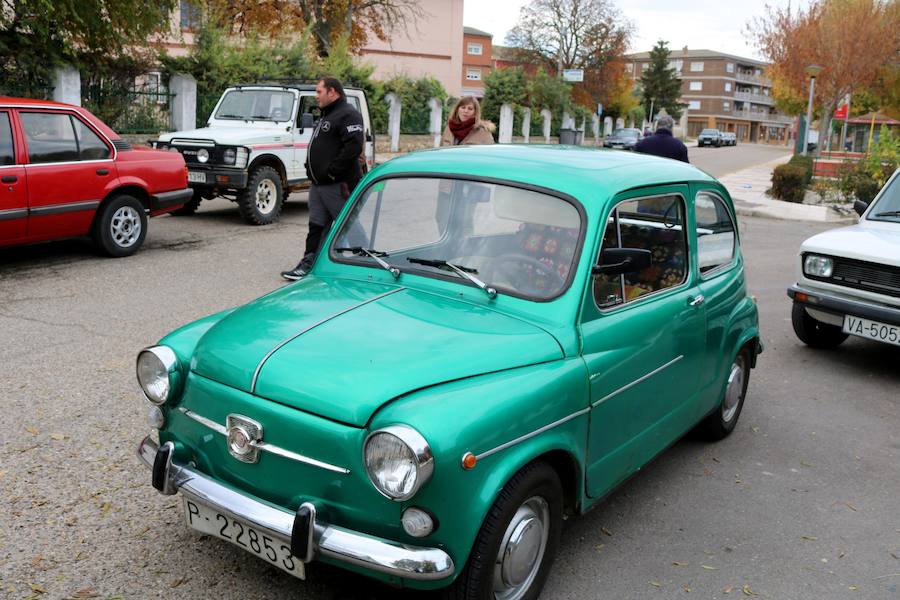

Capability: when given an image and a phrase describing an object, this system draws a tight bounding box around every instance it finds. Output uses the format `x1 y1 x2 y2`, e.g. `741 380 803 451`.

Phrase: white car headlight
364 425 433 501
136 346 181 405
803 254 834 278
197 148 209 163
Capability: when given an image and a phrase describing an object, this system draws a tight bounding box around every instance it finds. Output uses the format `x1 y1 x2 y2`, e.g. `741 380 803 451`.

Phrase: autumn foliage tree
748 0 900 151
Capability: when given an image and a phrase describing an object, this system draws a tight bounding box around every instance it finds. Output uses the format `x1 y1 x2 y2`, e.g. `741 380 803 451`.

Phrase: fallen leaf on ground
672 561 689 567
99 502 111 515
601 527 612 536
683 584 691 592
802 536 818 541
70 587 100 598
890 552 898 560
742 584 758 596
29 583 46 593
50 433 66 441
848 585 858 591
723 585 734 593
845 502 858 512
701 565 718 570
25 426 38 434
800 460 813 467
169 578 188 588
649 581 661 588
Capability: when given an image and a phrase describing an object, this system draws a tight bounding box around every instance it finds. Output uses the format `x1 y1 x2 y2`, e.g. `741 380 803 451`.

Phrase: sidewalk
720 156 855 223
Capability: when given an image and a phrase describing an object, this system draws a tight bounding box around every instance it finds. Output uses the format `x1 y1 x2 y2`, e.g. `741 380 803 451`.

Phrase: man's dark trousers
298 182 347 271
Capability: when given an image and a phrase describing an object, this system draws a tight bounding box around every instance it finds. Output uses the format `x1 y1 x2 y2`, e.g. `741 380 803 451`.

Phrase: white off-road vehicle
155 83 374 225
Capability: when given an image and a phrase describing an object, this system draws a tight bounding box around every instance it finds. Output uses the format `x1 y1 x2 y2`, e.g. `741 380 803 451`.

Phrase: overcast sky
463 0 812 60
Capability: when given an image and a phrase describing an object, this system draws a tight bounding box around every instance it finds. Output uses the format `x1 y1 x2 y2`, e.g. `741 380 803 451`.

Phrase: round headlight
803 254 833 278
223 148 236 164
136 346 180 405
364 425 433 501
197 148 209 163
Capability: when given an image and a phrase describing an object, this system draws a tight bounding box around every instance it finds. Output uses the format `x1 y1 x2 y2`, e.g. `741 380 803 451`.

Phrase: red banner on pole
834 104 848 119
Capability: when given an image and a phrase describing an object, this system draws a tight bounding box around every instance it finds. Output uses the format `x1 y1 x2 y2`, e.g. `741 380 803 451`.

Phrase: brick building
460 27 493 98
625 48 794 144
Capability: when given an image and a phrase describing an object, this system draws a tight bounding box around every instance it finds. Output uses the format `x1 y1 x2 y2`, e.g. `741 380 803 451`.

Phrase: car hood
606 136 637 143
191 278 563 427
158 126 293 146
801 222 900 268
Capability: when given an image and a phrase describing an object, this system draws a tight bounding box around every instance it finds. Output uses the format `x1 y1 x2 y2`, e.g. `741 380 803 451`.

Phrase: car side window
594 194 688 309
695 191 737 274
298 96 321 125
0 112 14 165
21 112 79 164
72 118 111 160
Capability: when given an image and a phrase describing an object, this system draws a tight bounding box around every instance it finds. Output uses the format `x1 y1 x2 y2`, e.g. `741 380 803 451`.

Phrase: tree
200 0 423 56
0 0 176 95
505 0 632 111
748 0 900 152
481 67 528 126
638 41 684 120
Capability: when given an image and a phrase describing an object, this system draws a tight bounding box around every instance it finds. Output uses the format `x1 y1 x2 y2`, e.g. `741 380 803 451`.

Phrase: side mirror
300 112 315 130
593 248 652 276
853 200 868 217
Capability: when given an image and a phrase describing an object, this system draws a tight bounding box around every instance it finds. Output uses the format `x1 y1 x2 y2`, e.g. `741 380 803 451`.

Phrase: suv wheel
92 194 148 257
791 302 848 348
238 166 284 225
170 189 203 216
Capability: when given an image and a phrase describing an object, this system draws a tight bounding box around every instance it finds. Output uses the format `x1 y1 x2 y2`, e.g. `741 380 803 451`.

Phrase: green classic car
136 145 761 599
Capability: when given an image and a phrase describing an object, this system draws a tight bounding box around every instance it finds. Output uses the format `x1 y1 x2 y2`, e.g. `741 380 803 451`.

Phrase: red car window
20 112 79 164
72 117 111 160
0 112 14 165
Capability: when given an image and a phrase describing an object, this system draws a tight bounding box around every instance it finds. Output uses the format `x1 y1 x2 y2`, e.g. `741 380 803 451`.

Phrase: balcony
734 91 775 105
735 71 772 86
731 108 794 124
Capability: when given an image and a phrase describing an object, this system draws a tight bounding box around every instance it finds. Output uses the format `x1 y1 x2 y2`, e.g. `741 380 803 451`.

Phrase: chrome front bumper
137 436 454 581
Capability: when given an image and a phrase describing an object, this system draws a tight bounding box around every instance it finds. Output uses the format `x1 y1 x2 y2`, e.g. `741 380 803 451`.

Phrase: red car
0 97 191 257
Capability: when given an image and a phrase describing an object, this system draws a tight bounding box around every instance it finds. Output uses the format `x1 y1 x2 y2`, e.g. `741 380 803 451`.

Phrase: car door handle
688 295 705 307
96 168 109 176
1 175 16 183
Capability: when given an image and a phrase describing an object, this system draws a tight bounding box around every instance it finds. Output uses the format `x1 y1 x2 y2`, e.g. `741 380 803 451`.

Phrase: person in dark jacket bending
634 115 689 163
281 77 364 280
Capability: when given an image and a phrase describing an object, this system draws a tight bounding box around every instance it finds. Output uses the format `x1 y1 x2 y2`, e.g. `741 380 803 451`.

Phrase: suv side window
594 194 688 308
20 112 79 164
72 118 111 160
298 96 322 125
0 112 14 165
695 191 737 274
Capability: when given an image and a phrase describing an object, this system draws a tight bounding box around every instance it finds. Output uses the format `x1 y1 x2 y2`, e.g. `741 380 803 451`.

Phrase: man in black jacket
634 115 689 163
281 77 365 280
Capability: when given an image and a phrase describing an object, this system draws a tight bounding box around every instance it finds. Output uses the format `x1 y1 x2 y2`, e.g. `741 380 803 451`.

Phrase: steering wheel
487 253 566 294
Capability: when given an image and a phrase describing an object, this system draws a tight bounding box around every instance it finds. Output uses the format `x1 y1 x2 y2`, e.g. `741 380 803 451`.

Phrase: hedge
771 163 807 203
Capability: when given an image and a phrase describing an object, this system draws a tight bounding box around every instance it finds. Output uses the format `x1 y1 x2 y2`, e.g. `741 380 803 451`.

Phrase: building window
668 59 683 73
466 68 482 81
725 82 732 92
180 0 200 30
723 101 731 111
689 81 703 91
625 63 634 74
688 100 701 110
690 61 704 72
467 42 483 56
726 63 735 73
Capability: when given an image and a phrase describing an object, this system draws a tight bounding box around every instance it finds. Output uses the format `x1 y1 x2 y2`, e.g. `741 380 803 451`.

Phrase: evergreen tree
639 40 683 120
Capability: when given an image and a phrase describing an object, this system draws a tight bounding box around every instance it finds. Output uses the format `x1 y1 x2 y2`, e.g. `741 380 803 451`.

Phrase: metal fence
0 83 54 100
83 83 176 134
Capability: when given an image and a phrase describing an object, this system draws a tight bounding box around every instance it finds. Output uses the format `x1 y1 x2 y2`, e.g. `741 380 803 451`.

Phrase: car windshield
867 173 900 223
331 177 583 300
701 129 718 134
214 89 296 122
612 129 639 138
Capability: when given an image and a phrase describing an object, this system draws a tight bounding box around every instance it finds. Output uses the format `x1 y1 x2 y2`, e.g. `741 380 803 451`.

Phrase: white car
155 84 375 225
788 168 900 348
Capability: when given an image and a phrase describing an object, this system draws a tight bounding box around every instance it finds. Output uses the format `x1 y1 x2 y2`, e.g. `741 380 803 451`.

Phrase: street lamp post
802 64 823 156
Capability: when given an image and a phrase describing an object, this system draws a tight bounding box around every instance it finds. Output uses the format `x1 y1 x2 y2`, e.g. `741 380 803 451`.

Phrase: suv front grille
830 257 900 298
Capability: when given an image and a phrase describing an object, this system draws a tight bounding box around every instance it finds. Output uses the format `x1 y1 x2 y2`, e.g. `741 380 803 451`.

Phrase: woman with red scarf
441 96 495 146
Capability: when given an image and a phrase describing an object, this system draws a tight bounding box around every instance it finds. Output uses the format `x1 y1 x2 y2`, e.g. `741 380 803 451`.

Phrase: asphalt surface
1 145 896 600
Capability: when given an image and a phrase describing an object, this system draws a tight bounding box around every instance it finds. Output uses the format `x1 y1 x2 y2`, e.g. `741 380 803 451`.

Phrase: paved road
2 146 896 600
687 142 790 178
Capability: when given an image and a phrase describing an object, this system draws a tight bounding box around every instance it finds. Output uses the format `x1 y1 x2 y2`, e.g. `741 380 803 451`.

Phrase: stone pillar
604 116 613 136
428 97 443 148
578 119 587 145
521 108 531 144
592 114 600 144
616 117 625 129
541 109 552 143
499 104 514 143
52 66 81 106
679 112 689 139
385 93 401 153
169 74 196 131
562 111 572 130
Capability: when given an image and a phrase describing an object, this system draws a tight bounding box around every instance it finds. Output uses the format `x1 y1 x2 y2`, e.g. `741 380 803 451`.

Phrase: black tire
444 461 563 600
791 302 848 348
696 347 751 441
170 189 204 216
237 166 284 225
92 194 148 257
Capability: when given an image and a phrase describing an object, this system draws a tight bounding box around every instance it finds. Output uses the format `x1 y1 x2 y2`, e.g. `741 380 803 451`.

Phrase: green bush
838 162 881 203
788 154 814 185
771 163 807 203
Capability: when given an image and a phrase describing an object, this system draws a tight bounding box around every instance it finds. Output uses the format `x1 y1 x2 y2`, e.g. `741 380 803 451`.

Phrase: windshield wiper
407 257 497 298
250 115 274 121
873 210 900 217
335 247 400 278
217 114 245 119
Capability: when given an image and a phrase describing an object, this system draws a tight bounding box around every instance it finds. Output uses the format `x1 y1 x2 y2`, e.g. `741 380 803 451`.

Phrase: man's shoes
280 266 308 281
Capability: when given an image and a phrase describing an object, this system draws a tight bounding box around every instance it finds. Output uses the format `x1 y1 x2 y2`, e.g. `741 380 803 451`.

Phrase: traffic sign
562 69 584 82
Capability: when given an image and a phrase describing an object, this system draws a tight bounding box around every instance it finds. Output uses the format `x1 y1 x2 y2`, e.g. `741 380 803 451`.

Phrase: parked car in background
698 128 723 147
722 132 737 146
0 97 190 256
602 127 642 151
788 169 900 348
154 83 375 225
136 145 761 599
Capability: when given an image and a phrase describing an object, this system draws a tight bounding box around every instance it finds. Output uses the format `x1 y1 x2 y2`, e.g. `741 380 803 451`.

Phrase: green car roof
373 145 717 204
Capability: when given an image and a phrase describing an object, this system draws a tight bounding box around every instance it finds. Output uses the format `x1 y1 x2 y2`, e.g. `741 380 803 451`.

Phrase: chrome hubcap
110 206 141 248
255 179 277 214
722 355 746 423
493 496 549 600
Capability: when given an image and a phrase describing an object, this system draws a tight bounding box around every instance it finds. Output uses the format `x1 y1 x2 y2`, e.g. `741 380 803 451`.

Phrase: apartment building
625 48 794 144
461 27 493 97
